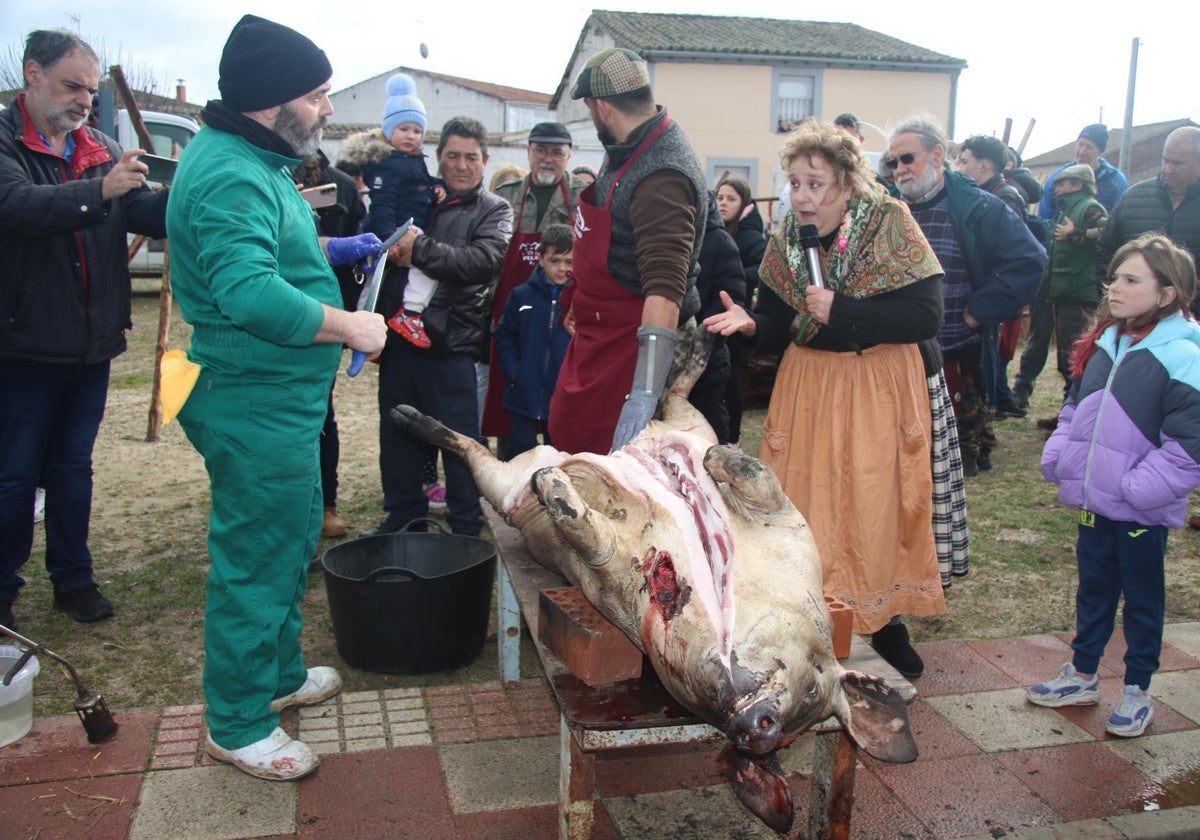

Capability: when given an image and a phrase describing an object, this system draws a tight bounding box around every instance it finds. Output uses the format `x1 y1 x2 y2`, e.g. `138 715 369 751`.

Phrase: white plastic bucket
0 645 41 747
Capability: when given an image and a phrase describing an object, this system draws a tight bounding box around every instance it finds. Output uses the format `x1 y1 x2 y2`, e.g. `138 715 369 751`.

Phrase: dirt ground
17 292 1200 718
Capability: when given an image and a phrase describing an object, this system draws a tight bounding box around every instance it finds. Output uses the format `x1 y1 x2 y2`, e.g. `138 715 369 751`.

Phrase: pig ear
718 742 795 834
836 670 918 764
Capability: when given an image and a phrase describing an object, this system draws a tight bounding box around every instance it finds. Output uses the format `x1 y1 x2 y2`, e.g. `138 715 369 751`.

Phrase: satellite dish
419 42 429 59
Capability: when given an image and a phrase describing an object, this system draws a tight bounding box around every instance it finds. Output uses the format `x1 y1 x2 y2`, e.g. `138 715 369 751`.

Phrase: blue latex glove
327 233 383 267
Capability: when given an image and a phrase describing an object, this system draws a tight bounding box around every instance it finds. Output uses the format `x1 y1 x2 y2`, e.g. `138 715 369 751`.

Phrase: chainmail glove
610 325 678 452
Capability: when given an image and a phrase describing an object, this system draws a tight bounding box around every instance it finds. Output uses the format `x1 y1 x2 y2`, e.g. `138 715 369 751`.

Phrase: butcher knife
347 219 412 377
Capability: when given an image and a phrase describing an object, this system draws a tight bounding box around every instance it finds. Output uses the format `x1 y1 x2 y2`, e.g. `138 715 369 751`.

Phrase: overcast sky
4 1 1194 159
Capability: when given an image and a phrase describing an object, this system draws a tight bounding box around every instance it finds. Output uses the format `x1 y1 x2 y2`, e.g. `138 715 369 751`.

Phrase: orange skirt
760 342 945 633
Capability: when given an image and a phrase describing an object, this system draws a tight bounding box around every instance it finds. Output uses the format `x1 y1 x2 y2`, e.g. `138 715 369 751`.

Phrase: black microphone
798 224 825 289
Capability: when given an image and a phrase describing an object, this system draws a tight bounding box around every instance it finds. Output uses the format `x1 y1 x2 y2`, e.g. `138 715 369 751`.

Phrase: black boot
870 621 924 677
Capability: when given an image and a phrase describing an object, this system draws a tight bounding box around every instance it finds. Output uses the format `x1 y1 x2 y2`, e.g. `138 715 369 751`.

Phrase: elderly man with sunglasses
887 115 1046 476
483 123 589 452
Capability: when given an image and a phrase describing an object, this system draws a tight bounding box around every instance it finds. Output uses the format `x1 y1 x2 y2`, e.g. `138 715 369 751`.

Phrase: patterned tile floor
5 633 1200 839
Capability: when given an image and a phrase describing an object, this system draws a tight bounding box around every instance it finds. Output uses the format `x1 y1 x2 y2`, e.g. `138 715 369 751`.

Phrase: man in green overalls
166 14 388 781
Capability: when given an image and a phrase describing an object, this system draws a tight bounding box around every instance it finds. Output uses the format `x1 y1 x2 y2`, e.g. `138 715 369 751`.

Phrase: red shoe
1189 516 1200 530
388 310 431 348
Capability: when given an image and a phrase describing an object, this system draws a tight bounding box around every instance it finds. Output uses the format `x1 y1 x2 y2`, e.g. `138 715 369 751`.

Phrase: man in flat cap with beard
167 14 388 781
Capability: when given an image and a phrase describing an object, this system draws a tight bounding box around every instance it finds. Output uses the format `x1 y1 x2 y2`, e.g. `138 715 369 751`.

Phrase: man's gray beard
27 86 86 134
533 169 559 186
275 104 324 156
898 166 941 201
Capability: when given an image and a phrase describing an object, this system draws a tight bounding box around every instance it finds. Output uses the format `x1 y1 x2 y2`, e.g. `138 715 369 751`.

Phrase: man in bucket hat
166 14 388 781
548 48 707 454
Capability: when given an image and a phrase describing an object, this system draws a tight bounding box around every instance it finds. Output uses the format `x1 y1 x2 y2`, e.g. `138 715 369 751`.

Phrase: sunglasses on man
883 152 918 171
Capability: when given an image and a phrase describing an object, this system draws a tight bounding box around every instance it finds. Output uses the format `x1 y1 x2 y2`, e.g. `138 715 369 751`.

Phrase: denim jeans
0 358 110 602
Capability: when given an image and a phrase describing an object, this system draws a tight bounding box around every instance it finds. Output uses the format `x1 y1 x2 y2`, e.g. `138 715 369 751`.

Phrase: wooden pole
109 65 173 442
147 244 172 442
1017 119 1037 156
108 66 156 154
1001 117 1014 146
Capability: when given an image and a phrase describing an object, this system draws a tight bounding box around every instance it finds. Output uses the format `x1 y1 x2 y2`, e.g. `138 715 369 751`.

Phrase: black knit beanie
1077 123 1109 152
218 14 332 112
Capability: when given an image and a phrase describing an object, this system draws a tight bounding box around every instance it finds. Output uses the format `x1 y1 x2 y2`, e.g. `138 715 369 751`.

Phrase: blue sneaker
1106 685 1154 737
1026 663 1099 707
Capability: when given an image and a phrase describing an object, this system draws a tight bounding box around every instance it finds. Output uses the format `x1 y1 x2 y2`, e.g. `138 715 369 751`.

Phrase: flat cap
570 48 650 100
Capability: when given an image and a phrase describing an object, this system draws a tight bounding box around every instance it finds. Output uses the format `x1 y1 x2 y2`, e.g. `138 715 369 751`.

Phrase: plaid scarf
759 194 943 345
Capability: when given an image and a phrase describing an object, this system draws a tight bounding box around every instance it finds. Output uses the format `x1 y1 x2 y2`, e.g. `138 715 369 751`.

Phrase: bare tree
1 33 167 94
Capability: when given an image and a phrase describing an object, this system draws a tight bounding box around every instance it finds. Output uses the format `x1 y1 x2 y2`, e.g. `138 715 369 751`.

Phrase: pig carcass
390 334 917 834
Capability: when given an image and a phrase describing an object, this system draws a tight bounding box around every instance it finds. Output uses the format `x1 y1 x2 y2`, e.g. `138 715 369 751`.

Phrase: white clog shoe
270 666 343 711
206 727 318 781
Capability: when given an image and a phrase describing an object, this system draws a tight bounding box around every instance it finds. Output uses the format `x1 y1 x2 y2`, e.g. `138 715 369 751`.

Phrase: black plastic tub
321 519 497 674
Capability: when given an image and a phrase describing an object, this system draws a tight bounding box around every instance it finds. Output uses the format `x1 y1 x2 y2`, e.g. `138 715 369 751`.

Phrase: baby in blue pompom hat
358 73 444 347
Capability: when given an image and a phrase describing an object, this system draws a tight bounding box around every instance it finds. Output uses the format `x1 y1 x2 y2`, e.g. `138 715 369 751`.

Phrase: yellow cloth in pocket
160 349 201 425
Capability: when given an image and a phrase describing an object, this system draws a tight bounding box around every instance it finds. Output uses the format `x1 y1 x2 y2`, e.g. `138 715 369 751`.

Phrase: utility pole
1119 38 1140 175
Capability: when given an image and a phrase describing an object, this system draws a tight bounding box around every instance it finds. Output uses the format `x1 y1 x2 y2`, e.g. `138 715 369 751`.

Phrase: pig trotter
389 404 458 450
531 468 584 520
704 446 793 514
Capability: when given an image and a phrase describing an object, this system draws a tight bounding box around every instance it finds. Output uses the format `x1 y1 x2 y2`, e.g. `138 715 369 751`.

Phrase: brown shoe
321 507 347 538
1189 516 1200 530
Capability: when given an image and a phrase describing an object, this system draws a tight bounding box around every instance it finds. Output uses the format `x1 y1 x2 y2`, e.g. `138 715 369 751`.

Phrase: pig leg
530 467 617 569
655 326 717 440
390 404 528 511
703 446 795 516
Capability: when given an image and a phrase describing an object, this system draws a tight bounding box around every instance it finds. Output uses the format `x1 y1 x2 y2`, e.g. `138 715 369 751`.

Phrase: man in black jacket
0 29 167 630
366 116 513 537
1096 126 1200 309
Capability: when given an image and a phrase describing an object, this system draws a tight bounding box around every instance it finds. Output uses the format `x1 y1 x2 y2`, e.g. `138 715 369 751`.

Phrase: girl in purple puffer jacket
1027 233 1200 738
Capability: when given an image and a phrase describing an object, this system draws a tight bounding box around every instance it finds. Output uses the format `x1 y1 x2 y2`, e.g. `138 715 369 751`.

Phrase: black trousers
377 341 483 536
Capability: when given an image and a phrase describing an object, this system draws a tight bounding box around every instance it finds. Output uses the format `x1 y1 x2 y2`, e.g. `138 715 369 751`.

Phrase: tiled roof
1023 118 1200 186
588 10 966 67
348 68 551 105
1024 118 1198 167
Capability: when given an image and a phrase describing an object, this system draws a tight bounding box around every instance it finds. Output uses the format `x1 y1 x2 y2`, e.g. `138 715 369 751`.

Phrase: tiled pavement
5 625 1200 839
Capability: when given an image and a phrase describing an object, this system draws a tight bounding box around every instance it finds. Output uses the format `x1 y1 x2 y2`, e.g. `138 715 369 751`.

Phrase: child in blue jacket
1028 234 1200 737
492 225 573 459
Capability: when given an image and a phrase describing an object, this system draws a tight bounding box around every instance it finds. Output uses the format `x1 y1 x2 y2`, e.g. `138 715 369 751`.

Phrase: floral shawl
758 194 943 345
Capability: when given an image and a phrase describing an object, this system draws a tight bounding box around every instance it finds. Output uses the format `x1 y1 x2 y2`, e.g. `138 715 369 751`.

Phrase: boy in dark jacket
493 225 573 458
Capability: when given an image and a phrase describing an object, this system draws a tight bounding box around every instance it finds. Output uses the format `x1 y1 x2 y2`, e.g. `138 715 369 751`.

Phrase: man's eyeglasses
531 145 569 159
883 152 918 171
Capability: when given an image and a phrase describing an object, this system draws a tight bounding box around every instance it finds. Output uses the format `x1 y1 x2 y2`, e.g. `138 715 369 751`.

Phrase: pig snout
728 699 784 755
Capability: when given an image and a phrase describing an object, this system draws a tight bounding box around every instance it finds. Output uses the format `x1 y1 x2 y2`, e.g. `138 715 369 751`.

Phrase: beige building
551 11 967 209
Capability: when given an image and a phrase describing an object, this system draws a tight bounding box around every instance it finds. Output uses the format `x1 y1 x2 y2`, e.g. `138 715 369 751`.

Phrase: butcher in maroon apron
548 118 671 455
480 178 574 441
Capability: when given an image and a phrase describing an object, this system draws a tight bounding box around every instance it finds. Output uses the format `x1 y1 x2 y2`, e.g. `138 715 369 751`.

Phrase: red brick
538 587 643 686
824 596 853 659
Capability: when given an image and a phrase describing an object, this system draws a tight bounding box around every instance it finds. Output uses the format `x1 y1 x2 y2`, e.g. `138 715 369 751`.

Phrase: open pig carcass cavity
390 331 916 835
